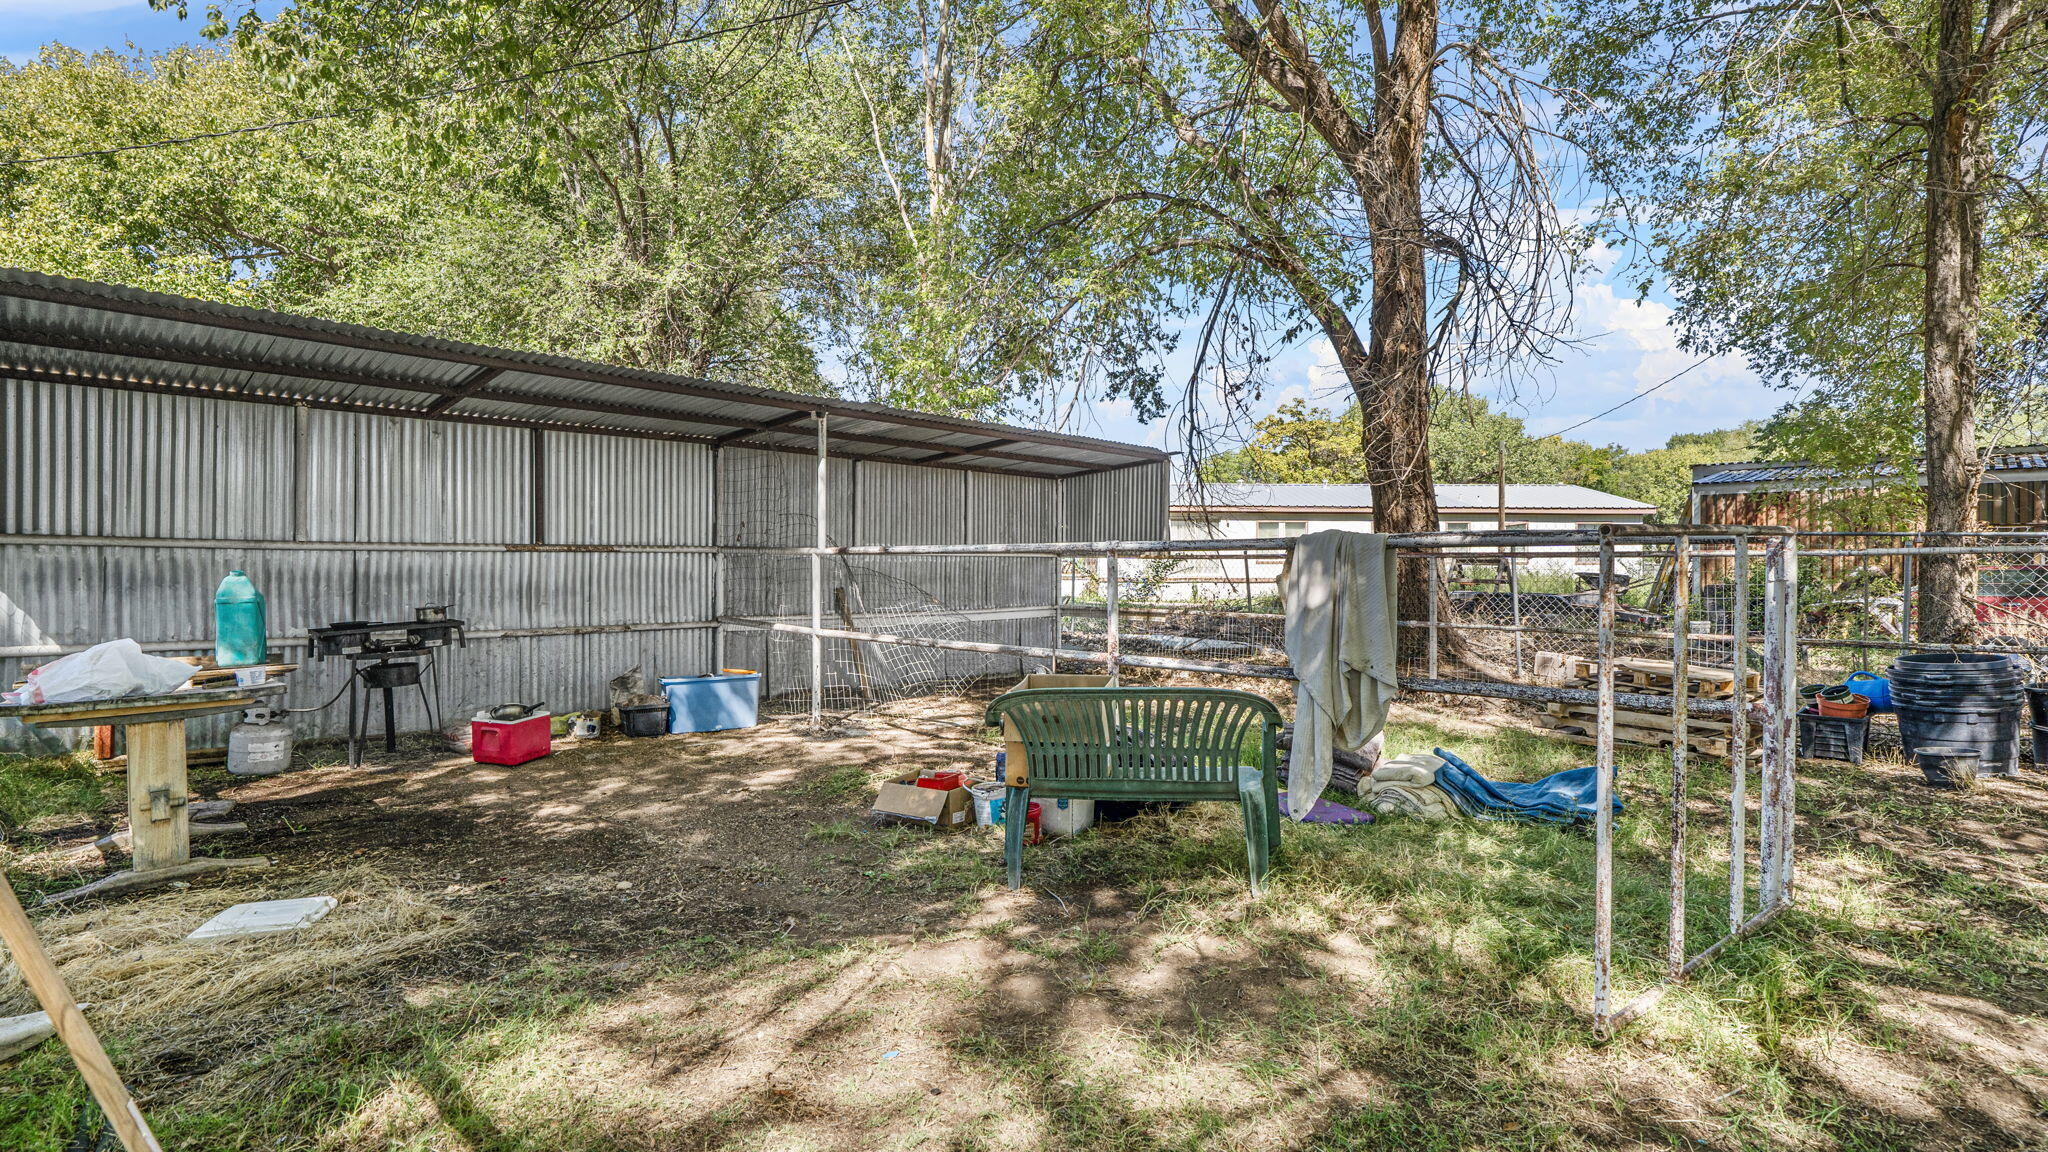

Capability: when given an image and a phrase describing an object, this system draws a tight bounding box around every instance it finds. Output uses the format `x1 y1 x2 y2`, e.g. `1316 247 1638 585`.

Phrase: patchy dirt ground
5 694 2048 1151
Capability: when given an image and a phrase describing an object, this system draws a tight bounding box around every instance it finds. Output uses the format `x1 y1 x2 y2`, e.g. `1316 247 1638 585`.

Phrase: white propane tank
227 704 295 776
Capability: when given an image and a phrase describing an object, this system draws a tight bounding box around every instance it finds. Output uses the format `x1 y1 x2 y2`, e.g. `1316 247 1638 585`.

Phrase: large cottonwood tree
997 0 1580 537
1543 0 2048 641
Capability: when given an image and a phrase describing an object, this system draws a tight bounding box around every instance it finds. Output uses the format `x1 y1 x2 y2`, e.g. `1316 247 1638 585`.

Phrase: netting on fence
715 449 1049 716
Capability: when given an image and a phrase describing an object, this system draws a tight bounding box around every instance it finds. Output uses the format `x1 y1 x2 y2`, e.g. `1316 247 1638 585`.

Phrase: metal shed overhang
0 268 1167 479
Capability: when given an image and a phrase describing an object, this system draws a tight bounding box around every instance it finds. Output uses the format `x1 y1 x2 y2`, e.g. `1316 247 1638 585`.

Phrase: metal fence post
1508 548 1524 678
1773 536 1800 905
1901 547 1916 645
1048 553 1063 674
1728 535 1750 930
1759 536 1796 909
1667 536 1691 980
1105 552 1121 678
1593 538 1618 1037
1427 555 1441 680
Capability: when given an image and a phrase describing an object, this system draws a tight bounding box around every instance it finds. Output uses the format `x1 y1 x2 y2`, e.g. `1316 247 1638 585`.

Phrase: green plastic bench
983 687 1284 896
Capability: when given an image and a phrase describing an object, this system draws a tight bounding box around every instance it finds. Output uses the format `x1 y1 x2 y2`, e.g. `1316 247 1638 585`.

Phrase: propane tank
227 704 295 776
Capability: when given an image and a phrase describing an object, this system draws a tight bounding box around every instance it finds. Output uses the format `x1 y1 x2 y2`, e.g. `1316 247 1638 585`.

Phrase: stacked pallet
1532 654 1761 759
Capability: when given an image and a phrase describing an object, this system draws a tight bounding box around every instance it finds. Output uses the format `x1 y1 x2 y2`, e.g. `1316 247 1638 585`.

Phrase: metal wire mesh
716 450 1039 717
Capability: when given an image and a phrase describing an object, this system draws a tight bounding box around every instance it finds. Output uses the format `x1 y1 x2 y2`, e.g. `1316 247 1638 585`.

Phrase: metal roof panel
0 267 1166 476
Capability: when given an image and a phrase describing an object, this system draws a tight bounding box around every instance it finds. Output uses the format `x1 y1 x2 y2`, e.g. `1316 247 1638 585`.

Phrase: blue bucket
1843 671 1892 712
660 670 761 733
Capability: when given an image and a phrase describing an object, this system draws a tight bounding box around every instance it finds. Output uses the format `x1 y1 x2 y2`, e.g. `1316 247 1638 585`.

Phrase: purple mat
1276 791 1374 825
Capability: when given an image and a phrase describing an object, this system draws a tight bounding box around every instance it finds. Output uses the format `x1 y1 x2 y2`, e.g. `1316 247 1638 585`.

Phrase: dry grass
0 865 467 1066
2 699 2047 1150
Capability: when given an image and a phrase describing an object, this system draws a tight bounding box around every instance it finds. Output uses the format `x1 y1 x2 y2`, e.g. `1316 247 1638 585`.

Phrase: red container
471 713 552 766
917 769 966 791
1025 800 1043 845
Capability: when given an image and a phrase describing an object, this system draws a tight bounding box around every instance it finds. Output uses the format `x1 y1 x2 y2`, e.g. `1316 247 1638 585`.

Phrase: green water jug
214 571 268 668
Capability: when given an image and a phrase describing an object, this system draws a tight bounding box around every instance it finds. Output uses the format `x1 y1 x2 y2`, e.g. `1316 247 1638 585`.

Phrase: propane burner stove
306 612 466 766
308 616 465 657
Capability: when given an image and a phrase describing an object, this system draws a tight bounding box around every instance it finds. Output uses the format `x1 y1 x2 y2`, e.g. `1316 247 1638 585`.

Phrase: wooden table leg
41 717 267 906
0 872 164 1152
124 721 189 874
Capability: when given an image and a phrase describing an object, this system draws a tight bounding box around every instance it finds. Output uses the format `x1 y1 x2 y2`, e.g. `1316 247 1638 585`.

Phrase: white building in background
1153 482 1657 600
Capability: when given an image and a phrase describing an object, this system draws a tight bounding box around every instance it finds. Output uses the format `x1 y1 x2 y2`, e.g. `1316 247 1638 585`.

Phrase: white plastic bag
5 639 195 705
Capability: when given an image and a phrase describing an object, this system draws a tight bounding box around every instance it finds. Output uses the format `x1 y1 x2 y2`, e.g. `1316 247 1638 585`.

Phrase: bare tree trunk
1357 0 1442 540
1210 0 1443 538
1919 0 1988 644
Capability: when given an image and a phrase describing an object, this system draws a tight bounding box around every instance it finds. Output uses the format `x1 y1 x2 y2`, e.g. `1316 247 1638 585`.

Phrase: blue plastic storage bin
661 670 761 733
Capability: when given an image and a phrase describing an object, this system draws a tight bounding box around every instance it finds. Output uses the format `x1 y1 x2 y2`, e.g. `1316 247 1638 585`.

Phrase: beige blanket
1279 530 1400 819
1366 751 1461 820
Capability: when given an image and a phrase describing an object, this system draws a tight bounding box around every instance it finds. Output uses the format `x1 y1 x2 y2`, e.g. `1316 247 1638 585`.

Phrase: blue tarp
1431 748 1622 825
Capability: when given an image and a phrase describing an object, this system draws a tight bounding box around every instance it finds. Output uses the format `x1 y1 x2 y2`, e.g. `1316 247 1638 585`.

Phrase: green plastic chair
983 687 1284 896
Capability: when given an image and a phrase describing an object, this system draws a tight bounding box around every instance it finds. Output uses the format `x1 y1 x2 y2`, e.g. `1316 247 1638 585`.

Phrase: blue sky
9 1 1789 455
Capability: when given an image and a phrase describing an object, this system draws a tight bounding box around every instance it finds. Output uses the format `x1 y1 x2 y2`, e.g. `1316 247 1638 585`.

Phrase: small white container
1038 797 1095 837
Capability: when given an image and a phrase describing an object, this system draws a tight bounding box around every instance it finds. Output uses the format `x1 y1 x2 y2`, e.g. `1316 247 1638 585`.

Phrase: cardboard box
871 774 974 829
998 673 1116 786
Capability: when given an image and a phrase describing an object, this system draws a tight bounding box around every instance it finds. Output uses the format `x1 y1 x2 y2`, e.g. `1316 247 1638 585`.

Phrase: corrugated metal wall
1 381 721 750
3 381 1159 749
1063 461 1170 541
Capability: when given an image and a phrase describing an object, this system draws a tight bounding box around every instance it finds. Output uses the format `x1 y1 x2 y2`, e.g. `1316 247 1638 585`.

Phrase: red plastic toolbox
472 713 552 766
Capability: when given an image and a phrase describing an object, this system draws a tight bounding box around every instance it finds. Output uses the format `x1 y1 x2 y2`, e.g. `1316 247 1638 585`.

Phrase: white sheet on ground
1278 530 1400 820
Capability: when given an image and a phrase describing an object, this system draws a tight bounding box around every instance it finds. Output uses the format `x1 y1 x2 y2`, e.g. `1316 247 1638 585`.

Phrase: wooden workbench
0 685 284 904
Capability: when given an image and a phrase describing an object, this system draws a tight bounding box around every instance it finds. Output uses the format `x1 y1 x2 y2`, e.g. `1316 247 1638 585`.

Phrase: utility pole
1496 442 1508 531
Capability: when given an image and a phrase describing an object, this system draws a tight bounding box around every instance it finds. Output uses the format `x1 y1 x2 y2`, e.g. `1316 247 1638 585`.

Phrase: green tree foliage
0 37 845 391
1535 0 2048 637
1201 398 1760 521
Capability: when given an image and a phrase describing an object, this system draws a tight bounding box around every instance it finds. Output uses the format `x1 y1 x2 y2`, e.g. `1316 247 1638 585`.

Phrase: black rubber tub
1890 652 2027 776
1897 706 2022 775
619 702 669 738
2028 684 2048 726
1915 745 1981 789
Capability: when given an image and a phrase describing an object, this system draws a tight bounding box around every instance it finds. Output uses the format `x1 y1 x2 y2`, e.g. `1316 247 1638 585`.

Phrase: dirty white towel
1279 530 1400 820
1367 751 1461 820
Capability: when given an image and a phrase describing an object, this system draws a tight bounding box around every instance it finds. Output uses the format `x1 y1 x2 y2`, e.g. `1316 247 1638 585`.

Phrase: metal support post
811 415 827 729
1728 535 1750 928
1593 538 1618 1036
1667 537 1691 980
1105 552 1121 678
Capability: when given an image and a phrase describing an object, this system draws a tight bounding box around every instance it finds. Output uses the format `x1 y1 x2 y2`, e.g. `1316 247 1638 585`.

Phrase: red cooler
472 713 552 766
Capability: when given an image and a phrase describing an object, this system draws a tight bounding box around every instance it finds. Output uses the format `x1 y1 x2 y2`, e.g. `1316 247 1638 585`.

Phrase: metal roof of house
0 268 1167 479
1694 447 2048 488
1172 482 1654 511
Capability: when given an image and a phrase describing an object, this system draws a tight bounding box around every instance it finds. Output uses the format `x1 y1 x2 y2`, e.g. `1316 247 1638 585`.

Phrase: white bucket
969 781 1006 827
1038 797 1096 837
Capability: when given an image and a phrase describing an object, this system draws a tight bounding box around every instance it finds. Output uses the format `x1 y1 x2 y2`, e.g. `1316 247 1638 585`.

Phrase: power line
1 0 855 167
1543 353 1716 439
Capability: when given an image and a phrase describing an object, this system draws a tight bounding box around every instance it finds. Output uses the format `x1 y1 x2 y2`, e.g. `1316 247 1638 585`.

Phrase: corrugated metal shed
0 270 1171 750
0 268 1168 479
1693 447 2048 489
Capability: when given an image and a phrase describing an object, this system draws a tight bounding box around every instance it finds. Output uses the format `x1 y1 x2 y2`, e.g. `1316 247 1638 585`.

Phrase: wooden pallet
1553 663 1757 701
1541 702 1759 738
1534 714 1753 759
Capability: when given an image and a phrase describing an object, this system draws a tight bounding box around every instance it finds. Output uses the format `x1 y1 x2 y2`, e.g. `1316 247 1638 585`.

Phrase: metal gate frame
1590 531 1798 1037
